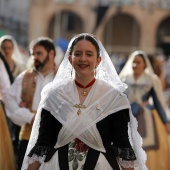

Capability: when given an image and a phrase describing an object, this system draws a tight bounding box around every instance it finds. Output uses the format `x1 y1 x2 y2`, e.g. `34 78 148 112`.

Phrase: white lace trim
118 158 134 168
29 154 46 164
22 154 46 169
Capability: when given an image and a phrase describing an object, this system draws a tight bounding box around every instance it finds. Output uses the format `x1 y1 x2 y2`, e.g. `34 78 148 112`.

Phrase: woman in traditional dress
0 35 28 158
0 56 16 170
22 33 147 170
0 35 27 78
119 50 170 170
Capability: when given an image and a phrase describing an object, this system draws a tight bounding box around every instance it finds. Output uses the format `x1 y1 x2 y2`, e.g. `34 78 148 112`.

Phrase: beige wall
28 1 170 53
96 4 170 53
28 1 96 42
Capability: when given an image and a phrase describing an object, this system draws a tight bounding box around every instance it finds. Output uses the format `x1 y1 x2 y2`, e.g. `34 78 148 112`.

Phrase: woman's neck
75 75 95 86
133 72 143 80
75 75 95 104
5 56 13 63
5 57 15 72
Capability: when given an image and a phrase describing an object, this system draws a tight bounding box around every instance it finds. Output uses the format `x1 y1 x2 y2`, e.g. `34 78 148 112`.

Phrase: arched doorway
48 11 83 41
104 13 140 54
156 17 170 57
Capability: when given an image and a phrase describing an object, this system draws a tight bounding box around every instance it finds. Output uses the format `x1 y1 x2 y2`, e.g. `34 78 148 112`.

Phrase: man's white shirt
4 70 54 126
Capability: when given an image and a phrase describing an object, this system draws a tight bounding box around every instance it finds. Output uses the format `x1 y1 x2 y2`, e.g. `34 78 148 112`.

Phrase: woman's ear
96 56 101 67
68 55 72 65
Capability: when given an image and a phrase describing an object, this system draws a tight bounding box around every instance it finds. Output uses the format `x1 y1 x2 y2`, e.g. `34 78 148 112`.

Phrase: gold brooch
73 104 87 115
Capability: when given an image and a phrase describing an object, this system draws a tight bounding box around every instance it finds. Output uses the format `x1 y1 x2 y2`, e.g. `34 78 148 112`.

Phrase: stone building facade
0 0 170 56
29 0 170 56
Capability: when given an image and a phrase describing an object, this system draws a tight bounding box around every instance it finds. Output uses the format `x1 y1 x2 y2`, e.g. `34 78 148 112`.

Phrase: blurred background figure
148 54 166 91
119 50 170 170
0 35 28 163
148 54 170 121
0 52 16 170
110 52 128 74
26 36 66 70
3 37 57 170
164 57 170 120
0 35 28 78
54 37 68 67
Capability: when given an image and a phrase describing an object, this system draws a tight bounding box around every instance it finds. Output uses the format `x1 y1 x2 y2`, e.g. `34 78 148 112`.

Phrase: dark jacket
28 108 136 170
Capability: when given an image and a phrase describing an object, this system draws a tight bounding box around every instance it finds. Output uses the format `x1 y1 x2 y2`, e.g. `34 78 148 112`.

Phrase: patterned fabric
19 69 37 140
68 138 88 170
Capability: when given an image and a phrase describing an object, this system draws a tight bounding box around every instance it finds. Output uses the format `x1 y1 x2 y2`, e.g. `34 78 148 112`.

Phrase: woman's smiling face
69 39 101 78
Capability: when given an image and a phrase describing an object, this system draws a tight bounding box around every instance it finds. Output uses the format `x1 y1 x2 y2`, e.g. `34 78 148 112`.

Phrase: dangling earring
95 67 97 77
71 67 73 77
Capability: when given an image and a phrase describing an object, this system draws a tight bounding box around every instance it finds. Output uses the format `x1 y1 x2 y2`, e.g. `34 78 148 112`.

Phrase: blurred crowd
0 35 64 170
111 52 170 120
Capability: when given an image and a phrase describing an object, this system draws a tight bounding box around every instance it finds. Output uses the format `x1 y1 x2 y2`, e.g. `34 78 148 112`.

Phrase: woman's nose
80 53 86 61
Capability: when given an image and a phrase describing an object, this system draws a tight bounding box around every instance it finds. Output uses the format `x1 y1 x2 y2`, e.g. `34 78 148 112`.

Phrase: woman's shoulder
97 79 117 89
143 72 159 84
41 79 71 99
97 79 124 95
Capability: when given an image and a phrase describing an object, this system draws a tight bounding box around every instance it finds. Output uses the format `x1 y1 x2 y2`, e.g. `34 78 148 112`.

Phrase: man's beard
34 55 50 71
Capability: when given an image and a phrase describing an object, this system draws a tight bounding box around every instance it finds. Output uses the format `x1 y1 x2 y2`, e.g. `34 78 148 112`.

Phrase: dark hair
69 35 100 57
135 53 146 66
29 37 56 56
1 39 13 45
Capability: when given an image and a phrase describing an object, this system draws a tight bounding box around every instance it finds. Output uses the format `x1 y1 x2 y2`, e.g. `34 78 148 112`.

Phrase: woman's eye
74 52 81 57
86 53 93 57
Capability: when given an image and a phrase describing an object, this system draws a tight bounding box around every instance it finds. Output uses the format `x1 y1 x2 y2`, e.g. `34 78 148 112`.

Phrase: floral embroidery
74 138 89 152
68 138 89 170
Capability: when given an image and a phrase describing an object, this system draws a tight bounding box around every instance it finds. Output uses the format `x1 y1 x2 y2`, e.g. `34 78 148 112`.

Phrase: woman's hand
19 101 27 108
27 161 41 170
30 115 35 125
122 168 134 170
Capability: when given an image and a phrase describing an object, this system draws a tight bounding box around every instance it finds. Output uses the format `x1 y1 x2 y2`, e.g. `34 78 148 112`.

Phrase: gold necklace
75 78 96 96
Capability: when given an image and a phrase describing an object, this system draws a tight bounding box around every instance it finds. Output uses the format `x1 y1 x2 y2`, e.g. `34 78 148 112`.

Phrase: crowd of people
0 33 170 170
